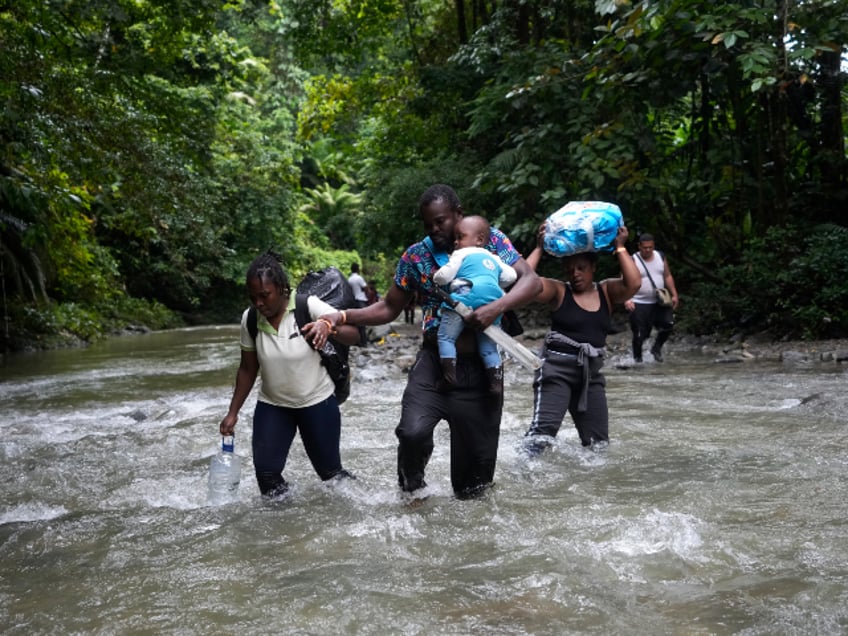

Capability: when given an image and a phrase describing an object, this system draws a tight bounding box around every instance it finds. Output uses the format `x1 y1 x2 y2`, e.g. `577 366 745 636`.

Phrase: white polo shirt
239 296 337 408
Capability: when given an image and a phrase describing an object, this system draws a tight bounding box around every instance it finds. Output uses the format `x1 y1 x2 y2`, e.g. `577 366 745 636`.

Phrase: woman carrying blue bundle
522 223 641 455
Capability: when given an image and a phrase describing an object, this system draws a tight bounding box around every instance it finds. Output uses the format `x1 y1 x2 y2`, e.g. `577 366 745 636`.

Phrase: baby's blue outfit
433 247 517 368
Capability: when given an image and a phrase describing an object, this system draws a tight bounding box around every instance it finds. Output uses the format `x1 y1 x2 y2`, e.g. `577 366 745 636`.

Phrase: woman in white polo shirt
219 251 360 498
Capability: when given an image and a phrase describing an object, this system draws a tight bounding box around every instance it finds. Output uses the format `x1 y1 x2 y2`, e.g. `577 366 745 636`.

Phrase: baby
433 215 517 396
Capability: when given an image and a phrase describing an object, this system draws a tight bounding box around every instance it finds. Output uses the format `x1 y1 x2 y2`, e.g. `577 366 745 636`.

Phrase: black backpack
247 267 356 404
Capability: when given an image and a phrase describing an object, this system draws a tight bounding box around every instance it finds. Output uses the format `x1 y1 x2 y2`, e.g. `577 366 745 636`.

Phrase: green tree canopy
2 0 846 348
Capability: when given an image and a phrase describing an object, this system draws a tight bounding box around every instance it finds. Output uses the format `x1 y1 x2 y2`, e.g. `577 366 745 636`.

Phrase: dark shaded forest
1 0 846 351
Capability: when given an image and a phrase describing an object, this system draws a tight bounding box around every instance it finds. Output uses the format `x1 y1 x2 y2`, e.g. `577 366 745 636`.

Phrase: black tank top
550 283 611 349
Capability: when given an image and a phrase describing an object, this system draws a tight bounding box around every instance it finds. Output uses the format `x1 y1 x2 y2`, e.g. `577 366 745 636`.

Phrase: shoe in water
522 436 553 457
329 468 356 482
651 348 663 362
401 486 430 508
456 482 493 500
589 439 610 453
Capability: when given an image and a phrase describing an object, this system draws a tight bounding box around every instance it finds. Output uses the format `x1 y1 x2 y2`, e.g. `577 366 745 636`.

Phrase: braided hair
246 249 290 294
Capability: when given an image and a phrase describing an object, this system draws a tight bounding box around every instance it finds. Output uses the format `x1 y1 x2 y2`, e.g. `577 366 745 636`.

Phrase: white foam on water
606 508 704 557
343 512 430 543
0 502 68 525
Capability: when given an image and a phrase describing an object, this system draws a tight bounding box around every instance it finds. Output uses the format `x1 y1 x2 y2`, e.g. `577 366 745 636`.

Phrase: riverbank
356 317 848 374
5 310 847 368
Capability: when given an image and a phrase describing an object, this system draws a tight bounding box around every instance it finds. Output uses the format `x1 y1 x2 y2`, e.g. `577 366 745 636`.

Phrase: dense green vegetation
1 0 846 351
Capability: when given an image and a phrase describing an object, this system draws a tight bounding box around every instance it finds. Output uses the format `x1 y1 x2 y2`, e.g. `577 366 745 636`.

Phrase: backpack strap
294 293 310 334
635 253 658 290
247 306 258 341
423 235 450 266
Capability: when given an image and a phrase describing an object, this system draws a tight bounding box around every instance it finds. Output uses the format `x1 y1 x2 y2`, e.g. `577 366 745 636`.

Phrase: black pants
525 351 608 446
252 397 345 495
628 302 673 358
396 346 502 498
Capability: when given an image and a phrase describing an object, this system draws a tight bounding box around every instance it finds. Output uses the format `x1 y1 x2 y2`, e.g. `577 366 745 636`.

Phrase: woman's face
563 254 597 291
248 275 289 320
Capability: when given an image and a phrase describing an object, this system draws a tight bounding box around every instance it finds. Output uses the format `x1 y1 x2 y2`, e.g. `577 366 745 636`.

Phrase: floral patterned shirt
394 227 521 334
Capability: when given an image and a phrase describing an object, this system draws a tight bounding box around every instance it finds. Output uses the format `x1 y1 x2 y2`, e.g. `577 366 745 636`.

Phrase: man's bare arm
326 282 411 329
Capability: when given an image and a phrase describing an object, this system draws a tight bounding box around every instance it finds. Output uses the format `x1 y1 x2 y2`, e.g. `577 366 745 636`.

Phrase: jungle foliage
1 0 846 350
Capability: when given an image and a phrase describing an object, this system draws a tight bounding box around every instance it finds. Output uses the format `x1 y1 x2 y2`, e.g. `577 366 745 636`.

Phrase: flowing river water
1 324 847 635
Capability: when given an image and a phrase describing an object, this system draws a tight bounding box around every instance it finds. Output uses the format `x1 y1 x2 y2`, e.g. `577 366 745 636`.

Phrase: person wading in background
624 233 679 362
347 262 369 346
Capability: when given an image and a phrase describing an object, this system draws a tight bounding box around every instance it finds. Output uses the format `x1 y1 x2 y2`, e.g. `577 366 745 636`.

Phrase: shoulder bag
635 253 673 307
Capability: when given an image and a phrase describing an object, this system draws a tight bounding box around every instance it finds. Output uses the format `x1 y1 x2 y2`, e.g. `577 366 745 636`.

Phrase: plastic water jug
208 435 241 505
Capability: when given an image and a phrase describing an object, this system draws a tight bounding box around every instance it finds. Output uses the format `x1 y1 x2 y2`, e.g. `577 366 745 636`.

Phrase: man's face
638 240 655 259
421 198 460 251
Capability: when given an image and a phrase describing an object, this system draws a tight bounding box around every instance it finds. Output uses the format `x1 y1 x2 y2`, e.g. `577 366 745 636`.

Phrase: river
1 324 847 634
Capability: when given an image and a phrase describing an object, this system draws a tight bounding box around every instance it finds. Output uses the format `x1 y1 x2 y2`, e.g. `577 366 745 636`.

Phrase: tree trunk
818 48 846 198
472 0 491 30
504 0 529 45
767 90 789 227
455 0 468 44
768 0 789 227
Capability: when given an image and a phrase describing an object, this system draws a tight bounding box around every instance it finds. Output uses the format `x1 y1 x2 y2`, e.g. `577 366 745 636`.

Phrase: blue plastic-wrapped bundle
542 201 623 257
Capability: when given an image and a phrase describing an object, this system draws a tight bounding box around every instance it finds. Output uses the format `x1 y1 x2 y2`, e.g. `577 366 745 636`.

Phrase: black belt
544 342 580 356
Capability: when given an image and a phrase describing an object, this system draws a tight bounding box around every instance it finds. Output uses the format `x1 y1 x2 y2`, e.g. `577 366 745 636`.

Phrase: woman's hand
614 225 629 249
536 222 546 250
220 413 237 436
525 221 548 271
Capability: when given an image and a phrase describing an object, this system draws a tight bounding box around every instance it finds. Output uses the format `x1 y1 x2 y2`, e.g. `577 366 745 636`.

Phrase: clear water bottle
208 435 241 505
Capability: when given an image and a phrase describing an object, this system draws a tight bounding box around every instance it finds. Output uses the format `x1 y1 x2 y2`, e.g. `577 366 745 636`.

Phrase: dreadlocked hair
246 249 290 294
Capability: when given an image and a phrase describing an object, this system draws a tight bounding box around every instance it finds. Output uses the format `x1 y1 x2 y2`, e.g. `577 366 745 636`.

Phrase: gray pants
525 350 608 447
